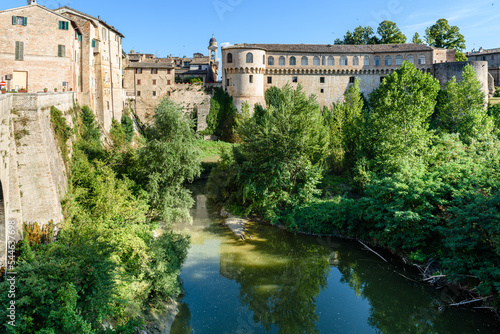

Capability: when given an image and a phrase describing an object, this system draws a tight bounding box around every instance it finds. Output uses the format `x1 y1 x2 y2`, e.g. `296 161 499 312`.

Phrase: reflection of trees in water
170 301 192 334
219 223 331 334
334 248 496 334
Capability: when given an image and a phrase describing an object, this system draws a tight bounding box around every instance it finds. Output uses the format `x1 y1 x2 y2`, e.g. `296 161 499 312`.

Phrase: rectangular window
267 77 272 84
380 76 385 83
320 77 325 83
136 68 142 74
59 21 69 30
226 79 230 87
349 76 355 83
137 79 141 85
92 39 96 48
151 69 158 74
102 28 107 40
167 91 171 96
107 101 110 110
12 16 28 26
292 77 298 83
320 89 324 93
137 91 141 96
153 91 157 96
152 79 156 85
167 80 171 85
167 69 171 74
249 75 253 83
15 41 24 61
58 45 65 57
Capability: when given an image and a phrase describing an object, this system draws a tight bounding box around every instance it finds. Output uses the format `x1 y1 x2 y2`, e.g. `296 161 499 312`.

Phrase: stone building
0 1 81 94
466 47 500 87
123 35 220 122
221 43 489 111
53 6 125 131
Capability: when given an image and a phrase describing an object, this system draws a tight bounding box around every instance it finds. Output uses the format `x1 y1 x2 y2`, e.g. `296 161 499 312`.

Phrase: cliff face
0 92 74 269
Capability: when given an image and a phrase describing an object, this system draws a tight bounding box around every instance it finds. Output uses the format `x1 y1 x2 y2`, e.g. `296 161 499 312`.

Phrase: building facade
0 2 81 94
123 36 219 121
54 6 125 131
466 47 500 87
221 43 471 111
0 1 125 132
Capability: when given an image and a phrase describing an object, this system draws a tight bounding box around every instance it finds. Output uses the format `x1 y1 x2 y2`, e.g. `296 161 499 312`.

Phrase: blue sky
3 0 499 58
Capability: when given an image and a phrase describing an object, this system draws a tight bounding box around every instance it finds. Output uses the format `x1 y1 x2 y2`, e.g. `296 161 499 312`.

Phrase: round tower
222 45 266 113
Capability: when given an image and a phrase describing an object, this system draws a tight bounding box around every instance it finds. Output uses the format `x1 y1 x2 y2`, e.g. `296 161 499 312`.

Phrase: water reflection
171 182 499 334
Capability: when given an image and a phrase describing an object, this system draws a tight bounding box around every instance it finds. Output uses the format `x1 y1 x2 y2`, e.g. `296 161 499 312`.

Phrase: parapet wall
12 92 75 112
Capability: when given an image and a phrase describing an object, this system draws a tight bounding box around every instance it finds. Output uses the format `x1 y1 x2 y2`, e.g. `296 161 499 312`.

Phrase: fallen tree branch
423 274 447 281
449 298 488 307
358 240 388 263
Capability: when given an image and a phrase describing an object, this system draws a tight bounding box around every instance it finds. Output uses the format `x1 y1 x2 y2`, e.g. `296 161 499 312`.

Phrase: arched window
227 53 233 63
313 56 320 66
374 56 381 66
364 56 370 66
407 55 415 64
418 55 426 65
301 56 308 66
279 56 285 66
340 56 348 66
322 56 326 66
396 55 403 65
263 55 266 64
290 56 296 66
327 56 335 66
246 52 253 63
385 56 392 66
353 56 359 66
268 56 275 66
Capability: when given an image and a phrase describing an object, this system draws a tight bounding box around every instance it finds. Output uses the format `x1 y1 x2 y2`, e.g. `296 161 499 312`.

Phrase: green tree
139 98 202 223
411 32 423 44
121 112 135 143
365 62 440 172
435 64 491 142
425 19 467 61
377 20 406 44
324 79 364 173
334 26 379 45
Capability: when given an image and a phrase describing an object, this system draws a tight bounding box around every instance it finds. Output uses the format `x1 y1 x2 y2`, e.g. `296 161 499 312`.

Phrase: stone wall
433 61 489 104
0 92 73 269
170 83 212 132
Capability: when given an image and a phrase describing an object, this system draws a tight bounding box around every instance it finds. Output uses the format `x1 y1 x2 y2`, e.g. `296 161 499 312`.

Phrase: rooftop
223 43 443 54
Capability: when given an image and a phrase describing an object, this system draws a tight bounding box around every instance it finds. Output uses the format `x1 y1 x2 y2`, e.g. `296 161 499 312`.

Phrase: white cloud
220 42 232 48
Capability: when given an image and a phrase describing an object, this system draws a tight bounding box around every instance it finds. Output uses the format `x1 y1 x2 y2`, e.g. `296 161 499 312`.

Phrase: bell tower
208 34 219 82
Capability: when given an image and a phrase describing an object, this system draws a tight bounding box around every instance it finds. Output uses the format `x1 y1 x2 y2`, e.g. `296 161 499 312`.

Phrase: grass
196 139 236 163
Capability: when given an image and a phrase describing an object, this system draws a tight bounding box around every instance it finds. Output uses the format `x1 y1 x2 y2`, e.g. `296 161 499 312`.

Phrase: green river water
170 182 499 334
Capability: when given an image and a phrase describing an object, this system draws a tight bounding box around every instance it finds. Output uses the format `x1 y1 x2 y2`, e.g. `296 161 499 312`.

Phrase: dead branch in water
358 240 388 263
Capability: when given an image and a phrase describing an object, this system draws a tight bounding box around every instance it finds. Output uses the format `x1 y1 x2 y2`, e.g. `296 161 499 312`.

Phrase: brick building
123 35 219 121
0 1 81 93
0 1 125 131
53 6 125 130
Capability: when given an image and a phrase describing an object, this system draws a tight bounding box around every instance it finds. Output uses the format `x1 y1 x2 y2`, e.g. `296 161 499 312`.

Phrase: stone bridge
0 92 73 271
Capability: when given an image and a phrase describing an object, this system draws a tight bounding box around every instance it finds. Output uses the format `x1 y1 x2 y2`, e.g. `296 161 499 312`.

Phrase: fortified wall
0 92 73 270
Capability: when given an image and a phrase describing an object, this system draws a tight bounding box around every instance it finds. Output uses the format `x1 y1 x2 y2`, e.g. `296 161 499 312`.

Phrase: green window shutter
66 22 69 30
23 17 27 26
59 21 62 29
20 42 24 61
58 45 65 57
92 39 95 48
15 42 19 60
12 16 17 25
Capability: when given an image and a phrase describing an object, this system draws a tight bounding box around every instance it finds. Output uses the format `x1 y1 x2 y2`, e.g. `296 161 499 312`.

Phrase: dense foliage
209 62 500 306
202 88 241 142
0 98 198 333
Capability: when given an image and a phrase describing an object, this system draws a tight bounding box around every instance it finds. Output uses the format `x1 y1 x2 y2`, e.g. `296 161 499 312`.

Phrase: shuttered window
58 45 65 57
59 21 69 30
12 16 28 26
92 39 96 48
15 41 24 61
